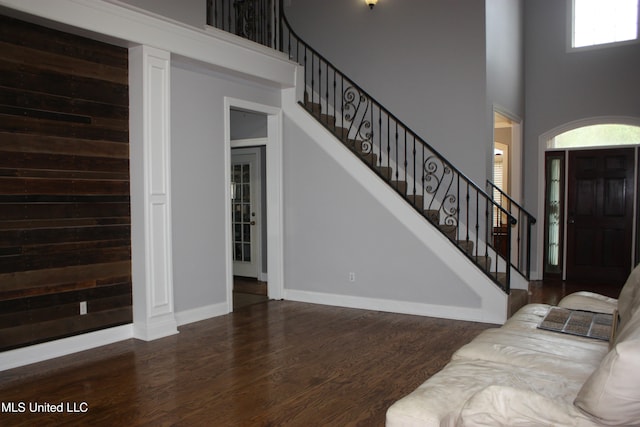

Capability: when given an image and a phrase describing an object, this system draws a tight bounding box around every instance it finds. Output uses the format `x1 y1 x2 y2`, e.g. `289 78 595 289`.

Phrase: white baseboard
175 302 228 326
0 302 230 372
0 324 133 372
284 289 501 324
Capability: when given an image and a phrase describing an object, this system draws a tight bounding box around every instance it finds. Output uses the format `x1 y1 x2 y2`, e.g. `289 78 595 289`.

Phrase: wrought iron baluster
403 128 407 191
386 115 390 171
394 123 399 182
317 58 322 118
333 69 337 132
311 53 315 106
466 183 471 251
377 106 383 166
484 198 490 273
412 135 416 197
369 104 374 166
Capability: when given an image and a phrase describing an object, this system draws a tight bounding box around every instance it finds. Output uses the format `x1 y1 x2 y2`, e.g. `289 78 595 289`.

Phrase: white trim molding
130 45 178 341
0 325 133 372
224 97 285 313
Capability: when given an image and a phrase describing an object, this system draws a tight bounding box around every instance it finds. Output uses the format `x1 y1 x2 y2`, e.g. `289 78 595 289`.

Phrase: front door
231 149 260 278
566 148 634 284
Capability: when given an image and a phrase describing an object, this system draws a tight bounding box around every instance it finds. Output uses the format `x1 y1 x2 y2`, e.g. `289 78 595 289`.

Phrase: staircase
301 91 521 291
207 0 534 315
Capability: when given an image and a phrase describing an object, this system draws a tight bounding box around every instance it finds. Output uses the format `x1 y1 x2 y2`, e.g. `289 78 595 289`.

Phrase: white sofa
386 265 640 427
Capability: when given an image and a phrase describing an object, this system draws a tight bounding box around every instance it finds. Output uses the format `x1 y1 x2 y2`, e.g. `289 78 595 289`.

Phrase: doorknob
568 218 575 224
250 221 256 226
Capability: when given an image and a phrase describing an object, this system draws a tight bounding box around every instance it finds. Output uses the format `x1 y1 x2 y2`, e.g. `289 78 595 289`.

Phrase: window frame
568 0 640 52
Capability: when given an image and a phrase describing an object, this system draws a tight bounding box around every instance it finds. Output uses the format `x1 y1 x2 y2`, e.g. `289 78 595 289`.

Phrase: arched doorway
541 121 640 285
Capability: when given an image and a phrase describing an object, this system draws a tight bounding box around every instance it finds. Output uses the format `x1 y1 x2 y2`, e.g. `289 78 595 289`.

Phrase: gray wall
523 0 640 272
284 0 490 184
231 110 268 139
171 60 281 313
486 0 524 118
486 0 524 185
119 0 205 27
283 117 482 308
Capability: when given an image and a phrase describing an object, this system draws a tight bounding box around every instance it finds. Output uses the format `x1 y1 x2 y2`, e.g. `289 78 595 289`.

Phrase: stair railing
486 181 536 279
207 0 518 292
207 0 276 48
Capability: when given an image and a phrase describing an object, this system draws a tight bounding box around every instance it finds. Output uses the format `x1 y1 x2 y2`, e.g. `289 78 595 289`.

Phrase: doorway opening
224 98 284 313
492 110 523 258
231 144 268 310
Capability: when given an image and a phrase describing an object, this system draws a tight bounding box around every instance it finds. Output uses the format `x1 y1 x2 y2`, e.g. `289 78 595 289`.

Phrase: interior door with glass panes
231 150 260 278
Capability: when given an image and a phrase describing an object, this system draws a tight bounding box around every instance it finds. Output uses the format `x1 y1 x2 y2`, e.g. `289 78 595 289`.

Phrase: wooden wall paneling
0 14 132 351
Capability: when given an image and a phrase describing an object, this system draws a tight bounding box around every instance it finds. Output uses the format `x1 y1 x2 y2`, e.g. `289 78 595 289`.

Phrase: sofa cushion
452 326 608 377
558 291 618 314
386 358 589 427
574 338 640 426
458 385 600 427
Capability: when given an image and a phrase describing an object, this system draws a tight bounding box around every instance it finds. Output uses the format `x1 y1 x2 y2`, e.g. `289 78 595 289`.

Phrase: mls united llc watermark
2 401 89 413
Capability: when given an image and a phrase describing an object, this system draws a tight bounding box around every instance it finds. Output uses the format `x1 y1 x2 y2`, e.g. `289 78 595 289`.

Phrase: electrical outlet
79 301 87 315
348 272 356 282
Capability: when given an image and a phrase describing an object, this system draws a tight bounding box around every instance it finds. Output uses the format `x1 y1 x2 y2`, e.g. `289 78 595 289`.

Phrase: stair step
358 152 378 165
344 138 361 151
439 224 457 240
350 139 368 153
406 195 424 208
472 256 492 270
303 99 322 115
457 240 474 255
391 180 408 194
424 209 439 223
332 127 350 140
508 288 529 318
377 166 393 180
320 114 335 125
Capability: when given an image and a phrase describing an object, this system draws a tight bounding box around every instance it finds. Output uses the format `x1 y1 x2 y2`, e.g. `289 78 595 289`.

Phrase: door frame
536 116 640 280
224 97 283 313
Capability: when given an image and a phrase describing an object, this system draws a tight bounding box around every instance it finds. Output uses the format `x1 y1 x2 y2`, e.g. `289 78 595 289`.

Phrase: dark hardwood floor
0 279 620 426
233 276 269 311
0 301 494 426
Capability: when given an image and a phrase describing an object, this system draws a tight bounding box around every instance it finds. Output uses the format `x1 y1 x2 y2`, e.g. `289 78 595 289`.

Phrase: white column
129 45 178 341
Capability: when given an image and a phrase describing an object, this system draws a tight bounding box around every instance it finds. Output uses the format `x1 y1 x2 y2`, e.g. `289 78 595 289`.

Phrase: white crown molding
0 0 297 89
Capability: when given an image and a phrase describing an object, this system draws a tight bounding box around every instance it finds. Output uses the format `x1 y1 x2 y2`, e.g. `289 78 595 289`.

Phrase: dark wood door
566 148 634 284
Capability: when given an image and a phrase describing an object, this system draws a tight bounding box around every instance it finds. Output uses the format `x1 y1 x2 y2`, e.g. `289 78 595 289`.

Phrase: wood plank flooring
0 301 494 426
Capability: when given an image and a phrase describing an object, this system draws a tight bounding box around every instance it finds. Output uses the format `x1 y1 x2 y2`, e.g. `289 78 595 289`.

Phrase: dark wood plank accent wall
0 15 132 351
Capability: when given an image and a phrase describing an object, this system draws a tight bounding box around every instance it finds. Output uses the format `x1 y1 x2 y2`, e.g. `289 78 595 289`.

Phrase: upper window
572 0 639 49
551 124 640 149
